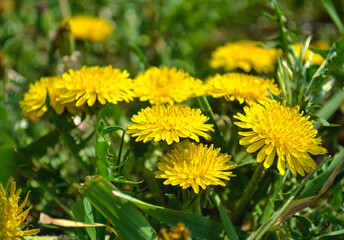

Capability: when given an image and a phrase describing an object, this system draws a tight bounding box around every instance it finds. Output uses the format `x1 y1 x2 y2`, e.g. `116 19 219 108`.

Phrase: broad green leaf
81 176 158 240
72 198 98 240
112 190 228 240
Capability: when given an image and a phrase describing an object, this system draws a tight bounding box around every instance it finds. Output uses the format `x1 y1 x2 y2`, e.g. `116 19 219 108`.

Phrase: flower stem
232 163 265 223
197 96 229 153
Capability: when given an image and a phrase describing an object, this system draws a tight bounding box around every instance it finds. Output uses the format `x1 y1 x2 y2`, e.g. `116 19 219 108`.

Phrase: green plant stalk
321 0 344 36
191 191 201 214
197 96 229 153
232 163 265 222
259 173 287 224
316 90 344 121
271 0 289 60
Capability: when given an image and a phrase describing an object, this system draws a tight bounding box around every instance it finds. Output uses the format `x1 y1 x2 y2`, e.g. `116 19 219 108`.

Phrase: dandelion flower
293 40 330 65
234 100 327 176
133 66 205 105
159 223 191 240
64 15 114 42
19 76 76 119
56 66 134 107
155 142 236 193
0 177 40 239
210 40 281 73
127 104 214 145
206 73 281 105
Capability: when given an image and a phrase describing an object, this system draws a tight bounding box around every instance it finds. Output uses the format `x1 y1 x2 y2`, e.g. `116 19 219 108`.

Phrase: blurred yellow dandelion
206 73 281 105
159 223 191 240
64 15 114 42
133 66 205 105
234 100 327 176
0 177 40 239
210 40 281 73
293 40 330 65
155 142 236 193
127 104 214 145
56 66 134 107
19 76 76 119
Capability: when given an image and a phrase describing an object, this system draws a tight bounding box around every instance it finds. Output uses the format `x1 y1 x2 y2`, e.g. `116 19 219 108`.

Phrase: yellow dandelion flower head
64 15 114 42
0 177 40 239
56 65 134 107
19 76 75 119
133 66 205 105
206 73 281 105
155 142 236 193
234 100 327 176
159 223 191 240
293 40 330 65
210 40 281 73
127 104 214 145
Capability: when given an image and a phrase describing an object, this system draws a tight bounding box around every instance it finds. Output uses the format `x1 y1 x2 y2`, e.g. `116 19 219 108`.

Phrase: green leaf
300 148 344 198
81 176 158 240
210 191 238 240
95 137 112 180
111 177 143 185
103 126 126 135
315 90 344 123
112 189 228 240
321 0 344 36
72 198 98 240
314 229 344 240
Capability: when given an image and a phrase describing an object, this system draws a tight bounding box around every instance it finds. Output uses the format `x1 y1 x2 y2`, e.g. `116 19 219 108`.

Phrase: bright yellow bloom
19 76 76 119
293 40 330 65
0 177 40 239
133 66 205 105
206 73 281 105
210 40 281 73
159 223 191 240
234 100 327 176
127 104 214 145
64 15 114 42
56 66 134 107
155 142 236 193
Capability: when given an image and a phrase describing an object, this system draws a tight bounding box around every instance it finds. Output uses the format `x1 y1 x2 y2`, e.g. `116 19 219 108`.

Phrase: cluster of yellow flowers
20 38 328 195
20 66 134 119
